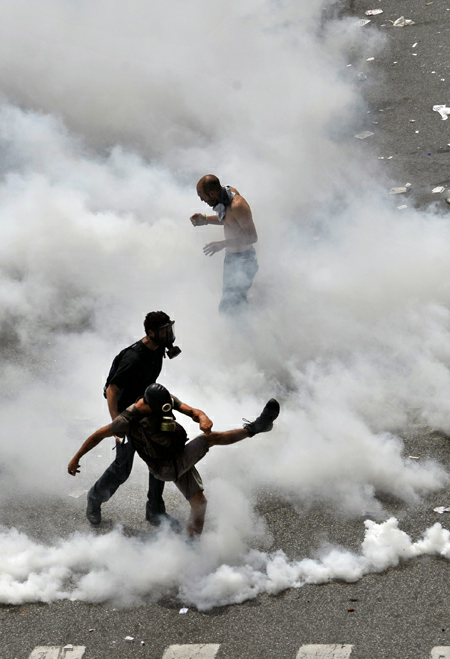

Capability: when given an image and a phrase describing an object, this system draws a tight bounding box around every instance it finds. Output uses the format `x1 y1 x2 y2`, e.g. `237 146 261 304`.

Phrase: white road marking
29 650 61 659
29 647 85 659
431 648 450 659
296 645 353 659
162 644 221 659
29 643 450 659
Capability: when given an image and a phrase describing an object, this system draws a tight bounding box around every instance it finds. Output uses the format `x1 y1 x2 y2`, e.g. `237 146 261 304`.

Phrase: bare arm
68 424 114 476
203 197 258 256
106 383 120 420
190 213 222 226
106 383 125 444
172 396 213 434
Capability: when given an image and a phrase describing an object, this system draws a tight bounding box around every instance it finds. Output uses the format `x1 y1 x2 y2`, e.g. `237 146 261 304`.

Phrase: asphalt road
346 0 450 207
2 1 450 658
2 425 450 659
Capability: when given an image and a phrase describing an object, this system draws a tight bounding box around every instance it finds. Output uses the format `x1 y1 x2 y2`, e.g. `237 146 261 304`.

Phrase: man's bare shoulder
230 190 251 213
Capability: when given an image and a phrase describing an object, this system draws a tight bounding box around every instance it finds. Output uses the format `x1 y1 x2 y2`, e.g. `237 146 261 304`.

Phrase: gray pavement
2 424 450 658
347 0 450 207
3 2 450 658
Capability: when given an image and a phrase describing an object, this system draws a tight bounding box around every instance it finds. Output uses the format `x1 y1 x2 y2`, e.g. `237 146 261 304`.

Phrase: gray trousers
219 247 258 315
89 439 165 517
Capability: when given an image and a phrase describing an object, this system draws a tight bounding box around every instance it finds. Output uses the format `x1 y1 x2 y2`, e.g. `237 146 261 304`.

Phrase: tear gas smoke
1 517 450 610
0 0 449 608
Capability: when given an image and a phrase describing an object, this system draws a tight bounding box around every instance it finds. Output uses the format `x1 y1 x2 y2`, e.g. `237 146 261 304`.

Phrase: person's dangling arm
68 424 114 476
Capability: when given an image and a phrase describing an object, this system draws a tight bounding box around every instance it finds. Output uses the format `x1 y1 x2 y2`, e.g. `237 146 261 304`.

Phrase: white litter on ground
355 19 371 27
355 131 374 139
433 105 450 120
68 490 88 499
393 16 416 27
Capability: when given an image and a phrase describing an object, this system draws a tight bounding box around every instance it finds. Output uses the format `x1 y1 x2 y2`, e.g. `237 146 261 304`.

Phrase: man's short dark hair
200 175 221 195
144 311 172 334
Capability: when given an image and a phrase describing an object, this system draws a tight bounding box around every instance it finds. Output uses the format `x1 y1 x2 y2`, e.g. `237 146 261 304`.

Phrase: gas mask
160 401 176 432
154 321 181 359
143 383 177 432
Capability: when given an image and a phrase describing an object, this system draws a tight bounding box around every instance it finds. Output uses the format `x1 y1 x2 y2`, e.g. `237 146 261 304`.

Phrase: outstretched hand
203 241 225 257
190 213 208 227
68 458 80 476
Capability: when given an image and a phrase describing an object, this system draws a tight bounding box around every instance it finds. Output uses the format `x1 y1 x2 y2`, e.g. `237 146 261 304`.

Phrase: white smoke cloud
0 0 449 608
1 517 450 610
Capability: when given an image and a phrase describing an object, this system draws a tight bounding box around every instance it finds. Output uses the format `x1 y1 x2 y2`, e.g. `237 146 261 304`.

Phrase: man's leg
219 252 237 314
148 399 280 536
208 398 280 446
170 467 207 537
146 474 166 517
207 428 249 446
187 491 207 537
146 467 180 531
219 250 258 315
87 440 135 525
179 399 280 535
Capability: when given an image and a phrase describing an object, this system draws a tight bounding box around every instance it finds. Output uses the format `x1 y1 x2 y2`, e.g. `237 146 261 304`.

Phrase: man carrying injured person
68 384 280 537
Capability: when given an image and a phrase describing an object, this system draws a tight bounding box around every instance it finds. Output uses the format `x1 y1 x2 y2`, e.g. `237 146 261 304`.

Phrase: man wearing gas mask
69 384 280 537
86 311 181 528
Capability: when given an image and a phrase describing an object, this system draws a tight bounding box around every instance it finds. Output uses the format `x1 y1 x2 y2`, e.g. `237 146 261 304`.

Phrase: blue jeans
89 439 166 517
219 248 258 315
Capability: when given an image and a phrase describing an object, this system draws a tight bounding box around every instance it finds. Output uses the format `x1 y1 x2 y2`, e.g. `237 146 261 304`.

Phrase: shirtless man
190 175 258 314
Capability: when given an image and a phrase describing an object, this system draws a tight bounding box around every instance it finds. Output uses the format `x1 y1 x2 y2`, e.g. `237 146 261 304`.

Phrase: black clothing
109 340 164 412
88 339 166 517
88 441 166 515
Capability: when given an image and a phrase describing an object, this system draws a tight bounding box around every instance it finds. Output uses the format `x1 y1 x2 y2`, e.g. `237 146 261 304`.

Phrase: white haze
0 0 449 607
2 517 450 610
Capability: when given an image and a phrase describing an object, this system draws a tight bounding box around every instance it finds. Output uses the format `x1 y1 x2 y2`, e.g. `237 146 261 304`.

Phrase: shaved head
197 174 222 195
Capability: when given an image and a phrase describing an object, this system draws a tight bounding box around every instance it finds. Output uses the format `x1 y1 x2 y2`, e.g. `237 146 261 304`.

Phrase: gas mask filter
160 402 176 432
155 321 181 359
144 383 177 432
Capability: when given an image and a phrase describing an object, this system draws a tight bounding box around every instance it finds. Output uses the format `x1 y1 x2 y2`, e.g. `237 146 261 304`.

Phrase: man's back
223 187 256 254
109 341 164 412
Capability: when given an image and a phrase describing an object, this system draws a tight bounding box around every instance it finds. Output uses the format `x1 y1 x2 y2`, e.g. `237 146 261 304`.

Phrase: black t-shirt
109 340 164 413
